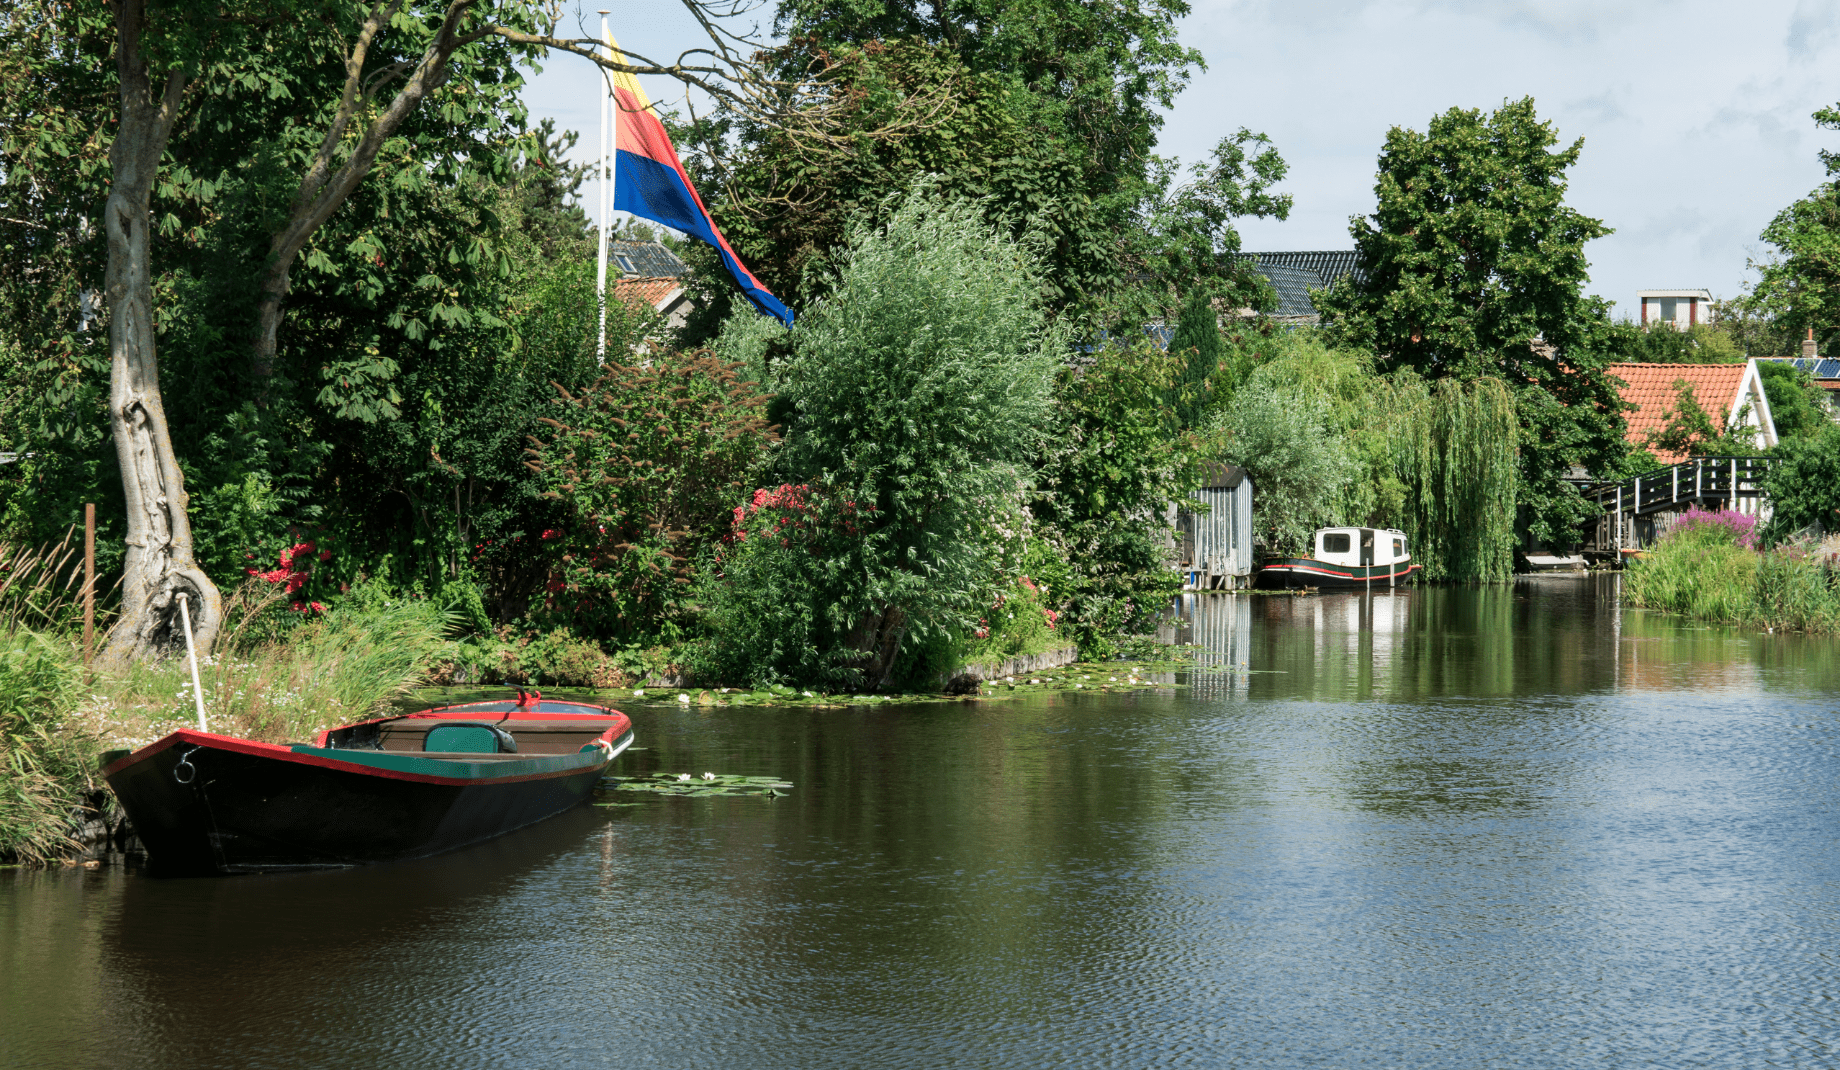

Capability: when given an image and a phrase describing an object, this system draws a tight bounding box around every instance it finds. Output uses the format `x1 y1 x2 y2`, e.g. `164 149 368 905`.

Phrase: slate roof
608 239 689 278
1236 251 1362 318
1605 362 1752 463
1246 250 1363 290
1255 264 1326 318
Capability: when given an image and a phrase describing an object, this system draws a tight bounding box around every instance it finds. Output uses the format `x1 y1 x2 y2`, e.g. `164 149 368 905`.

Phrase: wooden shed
1176 464 1254 590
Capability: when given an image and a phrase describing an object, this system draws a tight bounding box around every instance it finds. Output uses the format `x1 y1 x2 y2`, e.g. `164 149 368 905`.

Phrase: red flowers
247 541 329 609
730 484 813 542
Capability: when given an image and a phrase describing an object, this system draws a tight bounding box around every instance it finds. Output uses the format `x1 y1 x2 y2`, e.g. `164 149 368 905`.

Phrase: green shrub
1763 424 1840 543
700 184 1058 685
0 629 94 864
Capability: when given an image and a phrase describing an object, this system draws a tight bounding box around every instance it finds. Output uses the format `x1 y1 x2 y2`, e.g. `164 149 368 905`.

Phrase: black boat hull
1255 559 1420 589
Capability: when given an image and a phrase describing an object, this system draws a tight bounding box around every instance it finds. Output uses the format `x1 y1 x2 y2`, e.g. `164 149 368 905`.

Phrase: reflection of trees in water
631 698 1268 1030
0 868 113 1064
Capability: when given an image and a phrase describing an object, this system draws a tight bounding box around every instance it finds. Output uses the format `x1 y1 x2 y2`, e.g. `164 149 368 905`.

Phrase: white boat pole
176 593 208 732
595 9 612 363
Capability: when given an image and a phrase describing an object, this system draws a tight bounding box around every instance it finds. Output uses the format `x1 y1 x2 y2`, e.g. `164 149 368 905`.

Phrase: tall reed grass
1626 519 1840 632
0 628 95 864
105 580 456 744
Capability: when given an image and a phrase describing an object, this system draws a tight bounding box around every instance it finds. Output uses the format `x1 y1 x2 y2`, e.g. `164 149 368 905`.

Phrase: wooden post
82 503 95 665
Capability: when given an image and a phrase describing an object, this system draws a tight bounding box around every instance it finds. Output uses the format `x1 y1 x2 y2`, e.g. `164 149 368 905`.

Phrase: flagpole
595 9 611 362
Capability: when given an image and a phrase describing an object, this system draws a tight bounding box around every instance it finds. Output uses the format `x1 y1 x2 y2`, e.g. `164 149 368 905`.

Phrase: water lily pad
598 772 794 799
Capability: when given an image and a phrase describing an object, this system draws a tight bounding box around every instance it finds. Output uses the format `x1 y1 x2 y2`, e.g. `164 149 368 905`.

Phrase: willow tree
1391 377 1519 583
96 0 950 664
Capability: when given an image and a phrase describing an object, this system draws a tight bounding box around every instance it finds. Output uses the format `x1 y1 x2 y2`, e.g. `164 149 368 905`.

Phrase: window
1659 297 1678 323
614 255 635 273
1322 533 1351 554
1393 538 1405 558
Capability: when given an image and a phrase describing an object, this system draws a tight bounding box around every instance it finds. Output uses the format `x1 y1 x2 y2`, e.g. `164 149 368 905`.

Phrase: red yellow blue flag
608 39 793 326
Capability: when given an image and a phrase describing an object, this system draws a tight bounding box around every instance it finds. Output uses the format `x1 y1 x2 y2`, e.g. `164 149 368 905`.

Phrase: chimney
1804 327 1819 360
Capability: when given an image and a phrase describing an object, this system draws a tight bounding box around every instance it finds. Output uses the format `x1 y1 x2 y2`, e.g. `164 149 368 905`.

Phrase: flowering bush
1669 506 1758 550
246 540 332 612
689 483 883 688
523 350 779 640
964 574 1062 664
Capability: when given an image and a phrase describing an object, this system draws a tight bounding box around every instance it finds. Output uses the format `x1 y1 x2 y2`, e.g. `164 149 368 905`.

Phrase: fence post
1616 485 1623 552
1731 458 1739 514
82 503 95 665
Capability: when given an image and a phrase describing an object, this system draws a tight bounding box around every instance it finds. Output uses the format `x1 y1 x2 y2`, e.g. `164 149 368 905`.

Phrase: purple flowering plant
1669 506 1758 549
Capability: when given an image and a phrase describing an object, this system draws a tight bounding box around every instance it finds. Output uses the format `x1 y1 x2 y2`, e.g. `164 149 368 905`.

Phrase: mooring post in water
177 593 207 732
82 503 95 665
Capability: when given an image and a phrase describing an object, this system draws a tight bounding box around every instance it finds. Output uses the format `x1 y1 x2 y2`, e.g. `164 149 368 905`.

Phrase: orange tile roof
1605 362 1748 463
614 276 683 312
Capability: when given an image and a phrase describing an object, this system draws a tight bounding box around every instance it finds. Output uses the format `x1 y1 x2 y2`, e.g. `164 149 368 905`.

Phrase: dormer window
614 255 635 273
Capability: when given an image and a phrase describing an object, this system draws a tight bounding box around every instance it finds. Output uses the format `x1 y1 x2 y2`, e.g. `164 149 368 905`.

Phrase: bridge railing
1584 455 1772 519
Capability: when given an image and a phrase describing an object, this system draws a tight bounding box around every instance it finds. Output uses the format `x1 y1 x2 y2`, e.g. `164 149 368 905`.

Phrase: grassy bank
0 576 457 864
1625 514 1840 632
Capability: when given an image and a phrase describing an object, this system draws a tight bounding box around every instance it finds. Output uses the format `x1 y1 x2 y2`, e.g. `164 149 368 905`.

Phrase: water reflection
6 580 1840 1068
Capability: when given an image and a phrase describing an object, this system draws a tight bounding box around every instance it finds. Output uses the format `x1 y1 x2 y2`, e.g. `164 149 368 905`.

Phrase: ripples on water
4 575 1839 1068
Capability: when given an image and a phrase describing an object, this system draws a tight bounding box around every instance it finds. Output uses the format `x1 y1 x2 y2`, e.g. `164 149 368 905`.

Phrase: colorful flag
607 38 792 326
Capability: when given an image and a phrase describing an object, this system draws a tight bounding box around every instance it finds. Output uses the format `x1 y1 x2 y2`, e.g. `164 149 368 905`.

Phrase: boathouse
1176 464 1254 590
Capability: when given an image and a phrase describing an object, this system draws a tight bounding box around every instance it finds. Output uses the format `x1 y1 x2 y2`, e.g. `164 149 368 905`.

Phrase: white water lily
632 689 645 697
676 693 691 704
702 772 717 780
802 690 815 698
677 773 692 782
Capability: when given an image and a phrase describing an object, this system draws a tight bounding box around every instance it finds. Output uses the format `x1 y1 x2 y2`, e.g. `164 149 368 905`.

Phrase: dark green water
6 576 1840 1068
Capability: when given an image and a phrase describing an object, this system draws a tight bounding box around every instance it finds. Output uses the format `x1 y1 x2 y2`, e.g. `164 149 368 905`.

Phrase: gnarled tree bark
97 0 221 668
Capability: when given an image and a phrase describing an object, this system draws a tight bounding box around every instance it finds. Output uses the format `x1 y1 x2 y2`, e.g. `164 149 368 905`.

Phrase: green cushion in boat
423 723 518 754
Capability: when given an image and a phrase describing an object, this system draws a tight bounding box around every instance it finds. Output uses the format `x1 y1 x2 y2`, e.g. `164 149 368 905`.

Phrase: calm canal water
5 576 1840 1068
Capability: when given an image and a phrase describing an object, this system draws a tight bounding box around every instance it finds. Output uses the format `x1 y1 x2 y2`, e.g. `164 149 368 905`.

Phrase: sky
520 0 1840 321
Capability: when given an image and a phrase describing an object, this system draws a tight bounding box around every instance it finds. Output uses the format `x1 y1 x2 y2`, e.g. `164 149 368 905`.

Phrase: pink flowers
731 484 814 542
1672 506 1759 549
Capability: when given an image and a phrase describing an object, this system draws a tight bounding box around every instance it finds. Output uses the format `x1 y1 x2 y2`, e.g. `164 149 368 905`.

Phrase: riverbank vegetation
1627 507 1840 632
8 3 1838 742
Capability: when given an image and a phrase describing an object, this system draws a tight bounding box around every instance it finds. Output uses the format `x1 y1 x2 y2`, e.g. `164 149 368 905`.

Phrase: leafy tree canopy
1746 103 1840 356
1316 96 1625 549
680 0 1286 334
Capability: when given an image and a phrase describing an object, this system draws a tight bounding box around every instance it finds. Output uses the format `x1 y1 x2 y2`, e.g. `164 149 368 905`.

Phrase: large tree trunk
97 0 221 668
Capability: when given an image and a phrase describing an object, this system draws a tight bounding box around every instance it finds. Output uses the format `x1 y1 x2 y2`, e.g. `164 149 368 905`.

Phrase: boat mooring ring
173 748 198 785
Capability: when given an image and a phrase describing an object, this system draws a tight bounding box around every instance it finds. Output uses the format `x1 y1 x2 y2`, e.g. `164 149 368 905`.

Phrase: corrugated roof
609 240 689 278
1605 362 1750 463
614 276 683 311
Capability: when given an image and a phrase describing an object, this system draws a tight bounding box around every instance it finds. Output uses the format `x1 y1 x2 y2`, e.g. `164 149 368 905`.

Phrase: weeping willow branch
1391 376 1519 583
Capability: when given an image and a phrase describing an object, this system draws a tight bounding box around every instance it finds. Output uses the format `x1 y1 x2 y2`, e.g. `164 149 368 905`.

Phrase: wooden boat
1256 526 1420 589
101 692 632 875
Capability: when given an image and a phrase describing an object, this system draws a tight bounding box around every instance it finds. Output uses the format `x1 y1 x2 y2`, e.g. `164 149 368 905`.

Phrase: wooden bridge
1581 455 1772 553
